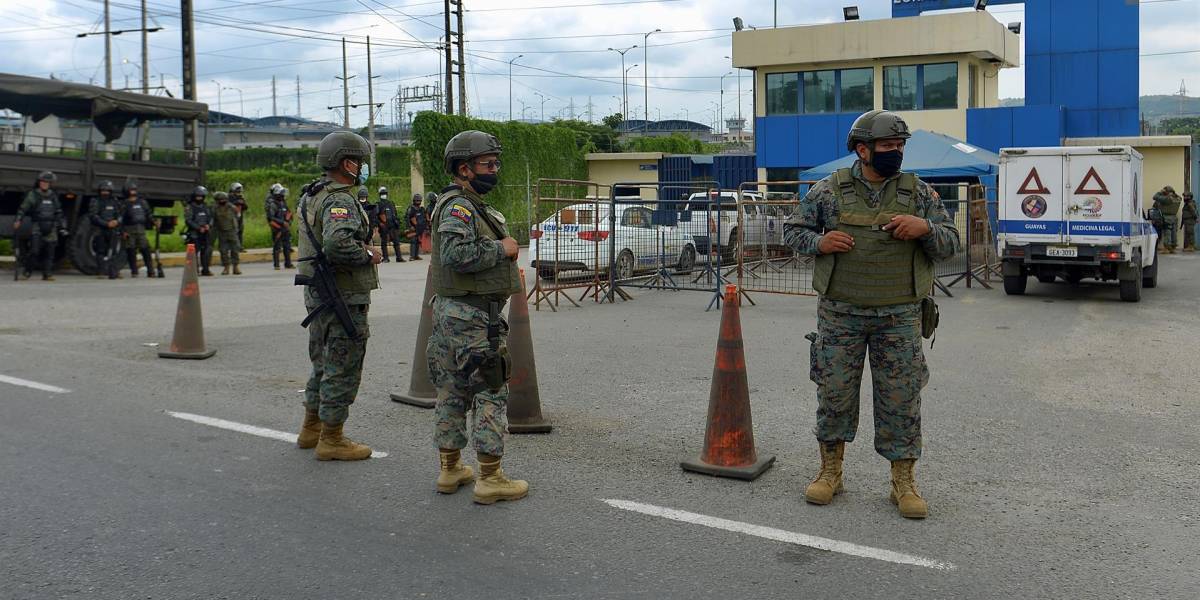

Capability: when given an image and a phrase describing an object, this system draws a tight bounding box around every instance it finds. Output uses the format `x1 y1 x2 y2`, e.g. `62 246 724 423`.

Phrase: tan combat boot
436 449 475 494
889 459 928 519
233 265 242 275
473 454 528 504
221 264 230 275
315 422 372 461
296 409 321 449
804 441 845 505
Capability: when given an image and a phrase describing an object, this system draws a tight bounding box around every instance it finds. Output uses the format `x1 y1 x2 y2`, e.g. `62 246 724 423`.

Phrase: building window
923 62 958 110
883 65 918 111
766 72 799 115
968 64 979 108
766 168 801 196
839 68 874 113
802 70 836 114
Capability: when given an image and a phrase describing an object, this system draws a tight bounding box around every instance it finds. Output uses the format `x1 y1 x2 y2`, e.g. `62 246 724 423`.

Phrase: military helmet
214 191 229 200
846 109 911 152
229 182 243 194
38 170 56 183
1164 185 1176 193
97 180 114 192
192 185 208 198
412 193 423 202
124 180 139 193
317 131 372 171
426 191 437 203
1185 192 1194 200
358 187 369 198
444 130 502 175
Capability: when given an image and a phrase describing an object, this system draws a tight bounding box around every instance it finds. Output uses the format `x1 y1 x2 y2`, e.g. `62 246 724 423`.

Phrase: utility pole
272 75 277 116
443 7 454 114
137 0 150 159
104 0 112 88
586 96 594 123
336 38 354 128
366 36 377 172
181 0 198 160
455 0 467 115
508 54 523 121
443 0 466 115
643 29 660 127
295 75 301 117
608 45 637 120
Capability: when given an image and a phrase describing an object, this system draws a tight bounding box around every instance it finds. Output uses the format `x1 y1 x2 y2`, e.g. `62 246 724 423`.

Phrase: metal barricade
528 179 611 311
928 183 993 293
603 182 749 311
734 181 818 299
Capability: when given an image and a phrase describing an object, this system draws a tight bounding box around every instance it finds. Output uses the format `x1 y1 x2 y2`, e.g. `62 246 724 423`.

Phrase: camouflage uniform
16 187 65 278
299 179 379 425
213 197 241 268
1182 194 1197 251
427 186 520 456
1153 188 1182 252
783 162 960 461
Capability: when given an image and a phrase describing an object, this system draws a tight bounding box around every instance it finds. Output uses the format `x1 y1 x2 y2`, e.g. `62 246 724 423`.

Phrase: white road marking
602 499 955 571
167 411 389 458
0 374 71 394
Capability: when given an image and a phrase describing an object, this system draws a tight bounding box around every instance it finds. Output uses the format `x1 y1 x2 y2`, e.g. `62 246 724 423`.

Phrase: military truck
0 73 208 275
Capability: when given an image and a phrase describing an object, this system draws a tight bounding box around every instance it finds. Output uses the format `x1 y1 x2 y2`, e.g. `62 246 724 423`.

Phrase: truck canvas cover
0 72 208 142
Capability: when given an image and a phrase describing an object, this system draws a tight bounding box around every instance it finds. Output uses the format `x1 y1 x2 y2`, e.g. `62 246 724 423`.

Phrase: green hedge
411 112 588 242
201 146 413 176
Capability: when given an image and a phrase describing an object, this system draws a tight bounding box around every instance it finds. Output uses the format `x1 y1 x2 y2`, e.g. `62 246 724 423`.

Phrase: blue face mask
356 162 370 185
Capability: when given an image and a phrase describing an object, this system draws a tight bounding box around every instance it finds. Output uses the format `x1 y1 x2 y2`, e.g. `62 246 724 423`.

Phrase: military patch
449 204 473 224
329 207 351 220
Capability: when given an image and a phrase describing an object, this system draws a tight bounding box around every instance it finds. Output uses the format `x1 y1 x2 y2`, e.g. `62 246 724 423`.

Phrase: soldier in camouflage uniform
213 191 242 275
121 182 157 277
14 170 66 281
88 180 123 279
782 110 960 519
1182 192 1196 252
427 130 527 504
1153 186 1182 253
295 131 382 461
228 182 248 245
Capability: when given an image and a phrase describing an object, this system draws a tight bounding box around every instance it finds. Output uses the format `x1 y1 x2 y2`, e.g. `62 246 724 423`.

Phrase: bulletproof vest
813 168 933 307
34 191 58 222
296 180 380 294
1160 194 1181 216
97 196 120 222
430 187 521 300
125 201 149 225
190 203 212 227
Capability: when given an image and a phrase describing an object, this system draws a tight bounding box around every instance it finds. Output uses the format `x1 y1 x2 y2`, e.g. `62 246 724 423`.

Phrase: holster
920 297 939 346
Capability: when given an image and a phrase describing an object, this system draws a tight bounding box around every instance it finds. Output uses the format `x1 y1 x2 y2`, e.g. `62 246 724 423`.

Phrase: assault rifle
293 181 360 339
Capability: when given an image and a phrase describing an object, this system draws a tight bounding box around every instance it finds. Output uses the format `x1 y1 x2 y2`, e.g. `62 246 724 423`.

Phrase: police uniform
16 181 64 280
782 110 960 519
88 185 123 279
405 195 429 260
376 191 404 262
267 194 294 269
121 191 156 277
184 194 215 275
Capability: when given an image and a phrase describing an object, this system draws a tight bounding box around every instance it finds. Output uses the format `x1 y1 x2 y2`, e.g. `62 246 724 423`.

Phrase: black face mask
472 172 499 195
870 149 904 178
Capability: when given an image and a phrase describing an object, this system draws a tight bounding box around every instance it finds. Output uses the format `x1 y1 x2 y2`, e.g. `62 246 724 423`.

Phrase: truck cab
997 146 1157 302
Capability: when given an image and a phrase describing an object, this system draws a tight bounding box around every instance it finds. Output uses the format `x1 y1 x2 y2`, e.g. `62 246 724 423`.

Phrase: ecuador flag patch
449 204 473 224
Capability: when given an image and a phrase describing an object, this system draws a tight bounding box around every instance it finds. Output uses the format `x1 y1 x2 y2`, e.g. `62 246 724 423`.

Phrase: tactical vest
430 188 521 300
125 201 149 225
297 181 380 294
34 192 58 222
812 168 934 307
97 198 120 222
190 204 212 228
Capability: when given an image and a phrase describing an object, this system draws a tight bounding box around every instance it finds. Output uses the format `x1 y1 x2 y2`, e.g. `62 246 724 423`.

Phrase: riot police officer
184 186 215 276
228 182 248 245
405 193 429 260
267 185 294 269
14 170 66 281
121 182 157 277
294 131 381 461
427 130 526 504
782 110 960 519
88 180 123 279
376 186 404 263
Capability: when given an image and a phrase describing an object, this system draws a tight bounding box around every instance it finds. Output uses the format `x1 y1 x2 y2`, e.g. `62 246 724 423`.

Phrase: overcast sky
0 0 1196 128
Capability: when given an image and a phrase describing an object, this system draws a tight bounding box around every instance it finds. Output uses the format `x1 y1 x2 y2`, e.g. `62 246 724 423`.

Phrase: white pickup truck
997 145 1158 302
671 190 789 260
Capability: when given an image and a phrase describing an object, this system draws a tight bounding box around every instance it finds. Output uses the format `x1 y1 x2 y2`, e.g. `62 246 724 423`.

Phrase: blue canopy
797 130 999 181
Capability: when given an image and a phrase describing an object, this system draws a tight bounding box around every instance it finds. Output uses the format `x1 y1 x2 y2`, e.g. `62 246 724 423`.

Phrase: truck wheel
1142 250 1159 288
1120 265 1143 303
1003 274 1027 295
674 245 696 275
1036 274 1055 284
69 225 102 276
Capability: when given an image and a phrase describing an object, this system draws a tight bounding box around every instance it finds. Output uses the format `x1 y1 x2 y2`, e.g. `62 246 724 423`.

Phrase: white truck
997 146 1158 302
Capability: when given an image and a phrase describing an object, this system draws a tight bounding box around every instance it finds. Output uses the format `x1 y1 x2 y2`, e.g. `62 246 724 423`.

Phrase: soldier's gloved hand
500 237 519 260
367 246 383 265
883 215 931 241
108 220 119 229
817 231 855 254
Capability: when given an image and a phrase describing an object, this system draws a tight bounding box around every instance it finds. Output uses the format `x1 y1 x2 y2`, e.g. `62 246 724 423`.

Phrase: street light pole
643 28 660 126
508 54 523 121
720 71 732 136
626 64 639 123
607 45 637 119
225 87 244 117
534 91 548 122
210 79 222 115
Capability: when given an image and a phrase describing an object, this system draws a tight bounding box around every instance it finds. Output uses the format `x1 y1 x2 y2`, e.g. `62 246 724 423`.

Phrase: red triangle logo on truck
1075 167 1110 195
1017 168 1051 195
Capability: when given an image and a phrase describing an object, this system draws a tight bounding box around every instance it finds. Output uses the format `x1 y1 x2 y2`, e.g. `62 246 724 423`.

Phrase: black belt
448 294 507 313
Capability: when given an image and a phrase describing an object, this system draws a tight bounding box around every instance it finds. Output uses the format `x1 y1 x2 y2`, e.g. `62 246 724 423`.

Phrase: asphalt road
1 253 1197 599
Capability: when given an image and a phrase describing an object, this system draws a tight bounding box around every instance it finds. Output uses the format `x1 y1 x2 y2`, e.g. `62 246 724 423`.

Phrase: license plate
1046 246 1078 258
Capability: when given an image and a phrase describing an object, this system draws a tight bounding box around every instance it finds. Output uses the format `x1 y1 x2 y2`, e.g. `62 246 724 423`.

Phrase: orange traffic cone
158 244 217 360
391 265 437 408
507 269 551 434
681 284 774 480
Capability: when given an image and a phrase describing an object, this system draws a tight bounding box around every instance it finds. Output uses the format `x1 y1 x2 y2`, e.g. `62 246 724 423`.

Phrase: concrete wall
1139 147 1188 211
